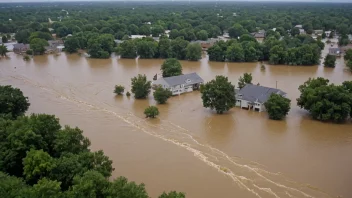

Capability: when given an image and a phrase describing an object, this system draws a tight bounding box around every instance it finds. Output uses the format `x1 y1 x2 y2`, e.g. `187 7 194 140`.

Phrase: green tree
139 25 151 36
131 74 152 99
323 54 336 68
68 170 109 198
291 27 300 36
159 191 186 198
144 106 159 118
226 43 244 62
228 24 247 38
0 85 29 119
161 58 182 77
53 126 91 157
269 45 287 64
196 30 208 41
152 25 164 37
347 60 352 72
0 44 8 57
200 75 236 114
56 26 69 38
264 94 291 120
30 38 49 55
344 49 352 61
208 44 225 62
137 40 158 59
158 38 171 58
297 78 352 122
238 73 253 89
2 35 8 43
31 178 62 198
185 43 202 61
153 86 172 104
322 32 326 39
129 24 139 35
118 40 137 59
104 176 149 198
15 29 31 44
23 149 55 182
170 37 189 60
64 37 80 53
0 172 31 198
114 85 125 95
29 31 53 42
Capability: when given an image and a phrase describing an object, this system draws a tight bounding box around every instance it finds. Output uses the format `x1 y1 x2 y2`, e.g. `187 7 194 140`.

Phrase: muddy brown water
1 41 352 198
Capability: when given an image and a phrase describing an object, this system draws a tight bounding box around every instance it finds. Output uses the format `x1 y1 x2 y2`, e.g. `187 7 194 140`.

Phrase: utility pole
276 81 278 89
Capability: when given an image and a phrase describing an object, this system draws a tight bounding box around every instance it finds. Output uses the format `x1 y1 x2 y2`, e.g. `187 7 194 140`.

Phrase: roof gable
161 73 204 87
238 84 286 103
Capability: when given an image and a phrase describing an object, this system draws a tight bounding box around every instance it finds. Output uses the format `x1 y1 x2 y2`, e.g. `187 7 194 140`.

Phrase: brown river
1 41 352 198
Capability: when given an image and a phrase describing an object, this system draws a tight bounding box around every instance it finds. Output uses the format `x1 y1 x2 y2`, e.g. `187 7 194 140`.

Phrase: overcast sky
0 0 351 2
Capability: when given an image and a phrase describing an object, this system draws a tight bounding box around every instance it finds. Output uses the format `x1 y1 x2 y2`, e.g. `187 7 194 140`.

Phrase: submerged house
13 43 30 54
236 84 287 112
152 73 204 95
329 47 341 56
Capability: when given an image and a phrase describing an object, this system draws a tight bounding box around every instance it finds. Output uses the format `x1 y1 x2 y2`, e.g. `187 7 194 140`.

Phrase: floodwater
1 41 352 198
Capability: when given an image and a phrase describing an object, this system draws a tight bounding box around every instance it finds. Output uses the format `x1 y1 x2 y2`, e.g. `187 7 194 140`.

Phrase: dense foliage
297 78 352 122
345 49 352 72
264 94 291 120
323 54 336 68
114 85 125 95
1 2 348 63
0 85 30 119
200 75 236 114
238 73 253 89
0 86 184 197
161 58 183 77
0 44 8 57
144 106 159 118
153 86 173 104
131 74 152 99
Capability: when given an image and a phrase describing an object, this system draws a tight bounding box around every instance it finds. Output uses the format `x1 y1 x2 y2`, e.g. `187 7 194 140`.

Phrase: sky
0 0 351 2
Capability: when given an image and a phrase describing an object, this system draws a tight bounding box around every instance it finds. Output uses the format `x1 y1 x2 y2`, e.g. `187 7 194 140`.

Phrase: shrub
144 106 159 118
114 85 125 95
153 86 172 104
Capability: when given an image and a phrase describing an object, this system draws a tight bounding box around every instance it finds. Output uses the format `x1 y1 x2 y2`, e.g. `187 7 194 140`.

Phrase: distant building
45 40 64 53
295 25 303 29
325 31 332 38
251 30 266 43
13 43 30 54
328 47 341 56
348 34 352 43
152 73 204 95
314 30 324 35
130 35 146 39
191 39 218 50
236 84 287 112
299 29 306 35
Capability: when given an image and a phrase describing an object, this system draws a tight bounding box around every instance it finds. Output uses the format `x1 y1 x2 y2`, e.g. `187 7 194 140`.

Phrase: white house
235 84 287 112
152 73 204 95
295 25 303 29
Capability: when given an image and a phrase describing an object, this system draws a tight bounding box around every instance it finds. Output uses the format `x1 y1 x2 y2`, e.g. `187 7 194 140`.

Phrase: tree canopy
297 78 352 122
0 85 30 119
238 73 253 89
0 86 185 197
200 75 236 114
264 94 291 120
161 58 183 77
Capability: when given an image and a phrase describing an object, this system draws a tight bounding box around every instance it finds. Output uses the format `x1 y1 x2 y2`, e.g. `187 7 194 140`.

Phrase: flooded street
1 43 352 197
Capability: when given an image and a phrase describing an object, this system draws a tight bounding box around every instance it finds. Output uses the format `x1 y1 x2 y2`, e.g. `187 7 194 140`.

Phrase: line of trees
208 34 324 65
0 85 185 198
345 49 352 72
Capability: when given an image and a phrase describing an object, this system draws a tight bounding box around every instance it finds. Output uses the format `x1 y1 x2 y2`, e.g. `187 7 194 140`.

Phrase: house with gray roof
329 47 341 56
13 43 30 54
236 84 287 112
152 73 204 95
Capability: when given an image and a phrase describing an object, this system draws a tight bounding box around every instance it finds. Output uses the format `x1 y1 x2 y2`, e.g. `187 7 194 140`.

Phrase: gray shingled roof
238 84 286 103
329 48 341 54
163 73 204 87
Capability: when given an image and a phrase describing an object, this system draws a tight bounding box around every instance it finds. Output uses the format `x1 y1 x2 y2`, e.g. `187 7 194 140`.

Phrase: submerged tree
323 54 336 68
144 106 159 118
200 75 236 114
238 73 253 89
161 58 182 77
0 85 30 119
131 74 151 99
114 85 125 95
264 94 291 120
153 86 172 104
